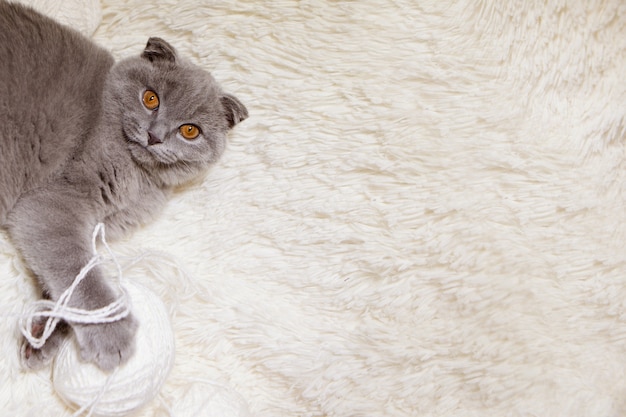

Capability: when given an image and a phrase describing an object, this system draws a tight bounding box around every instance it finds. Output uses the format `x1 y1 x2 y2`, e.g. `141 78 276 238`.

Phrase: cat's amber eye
179 124 201 140
142 90 159 110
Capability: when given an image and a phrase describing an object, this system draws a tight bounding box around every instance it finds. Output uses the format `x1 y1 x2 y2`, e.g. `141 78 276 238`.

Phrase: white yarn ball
53 280 175 417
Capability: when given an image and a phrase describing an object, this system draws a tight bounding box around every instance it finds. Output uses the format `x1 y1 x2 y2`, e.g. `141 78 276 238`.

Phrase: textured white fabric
16 0 101 36
1 0 626 416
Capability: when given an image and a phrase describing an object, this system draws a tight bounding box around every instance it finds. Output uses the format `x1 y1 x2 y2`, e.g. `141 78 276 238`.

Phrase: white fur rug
2 1 626 416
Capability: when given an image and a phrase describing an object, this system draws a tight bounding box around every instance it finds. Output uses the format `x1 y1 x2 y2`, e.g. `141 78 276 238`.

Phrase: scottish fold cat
0 1 247 370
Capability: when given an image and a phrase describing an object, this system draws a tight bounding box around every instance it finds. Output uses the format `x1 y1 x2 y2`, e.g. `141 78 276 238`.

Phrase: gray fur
0 2 247 370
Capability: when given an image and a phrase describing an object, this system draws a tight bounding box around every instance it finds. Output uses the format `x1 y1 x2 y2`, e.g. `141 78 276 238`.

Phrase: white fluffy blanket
2 1 626 416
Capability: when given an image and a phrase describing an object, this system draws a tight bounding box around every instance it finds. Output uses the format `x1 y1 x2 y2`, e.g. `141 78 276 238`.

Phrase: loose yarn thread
67 367 119 417
11 222 251 417
19 223 130 350
18 223 175 417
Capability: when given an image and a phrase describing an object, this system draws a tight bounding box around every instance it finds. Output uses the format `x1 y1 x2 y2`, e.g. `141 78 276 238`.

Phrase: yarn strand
16 223 178 417
19 223 130 349
70 368 119 417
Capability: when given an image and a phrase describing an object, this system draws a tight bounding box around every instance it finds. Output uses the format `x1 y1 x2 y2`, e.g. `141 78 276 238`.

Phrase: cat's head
105 37 248 185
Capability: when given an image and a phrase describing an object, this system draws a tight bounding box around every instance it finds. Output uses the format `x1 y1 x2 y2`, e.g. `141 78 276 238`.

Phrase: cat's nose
147 131 163 146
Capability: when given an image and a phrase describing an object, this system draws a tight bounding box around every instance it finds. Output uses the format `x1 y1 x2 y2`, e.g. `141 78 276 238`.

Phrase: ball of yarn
52 280 175 417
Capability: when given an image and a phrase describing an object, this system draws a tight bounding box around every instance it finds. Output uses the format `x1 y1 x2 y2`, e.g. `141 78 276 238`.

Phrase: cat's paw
73 313 138 371
20 320 70 370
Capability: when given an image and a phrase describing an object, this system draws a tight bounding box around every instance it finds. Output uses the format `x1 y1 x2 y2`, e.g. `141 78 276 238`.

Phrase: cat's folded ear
221 94 249 129
142 37 177 63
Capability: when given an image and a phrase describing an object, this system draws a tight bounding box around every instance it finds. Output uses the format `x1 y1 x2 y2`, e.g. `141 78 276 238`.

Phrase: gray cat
0 1 247 370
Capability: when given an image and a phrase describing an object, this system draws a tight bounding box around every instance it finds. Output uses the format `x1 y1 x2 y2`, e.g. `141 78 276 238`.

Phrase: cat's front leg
8 188 138 371
20 291 137 371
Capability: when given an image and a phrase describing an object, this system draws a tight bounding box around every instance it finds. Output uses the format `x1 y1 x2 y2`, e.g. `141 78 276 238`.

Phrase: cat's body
0 1 247 370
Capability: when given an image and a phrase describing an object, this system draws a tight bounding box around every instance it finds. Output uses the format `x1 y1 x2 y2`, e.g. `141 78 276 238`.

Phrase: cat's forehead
116 57 221 102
